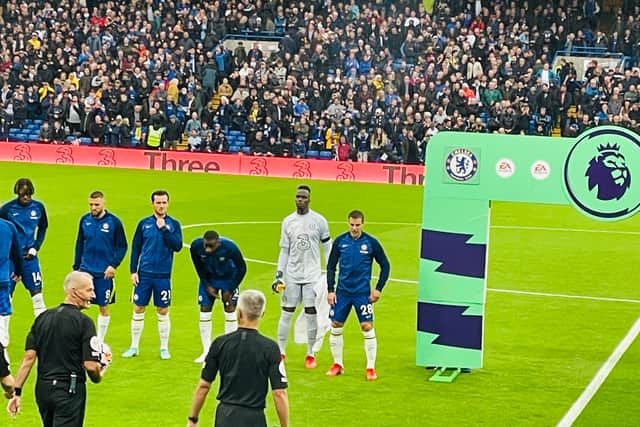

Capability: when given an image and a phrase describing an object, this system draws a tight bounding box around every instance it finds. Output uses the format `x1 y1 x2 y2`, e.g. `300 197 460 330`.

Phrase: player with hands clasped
122 190 182 360
326 210 390 381
273 185 331 369
190 230 247 363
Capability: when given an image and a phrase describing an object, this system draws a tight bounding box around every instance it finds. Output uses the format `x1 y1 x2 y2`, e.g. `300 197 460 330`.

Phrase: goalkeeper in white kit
273 185 331 369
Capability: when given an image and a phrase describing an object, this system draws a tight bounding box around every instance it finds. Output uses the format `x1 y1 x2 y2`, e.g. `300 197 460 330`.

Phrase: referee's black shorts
215 402 266 427
36 379 87 427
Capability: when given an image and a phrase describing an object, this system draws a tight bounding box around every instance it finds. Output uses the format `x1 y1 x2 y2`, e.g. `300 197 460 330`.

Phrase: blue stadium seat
228 130 241 137
33 119 43 125
306 150 319 159
241 146 252 154
66 136 76 143
79 137 91 145
228 145 241 153
319 151 333 160
236 136 246 144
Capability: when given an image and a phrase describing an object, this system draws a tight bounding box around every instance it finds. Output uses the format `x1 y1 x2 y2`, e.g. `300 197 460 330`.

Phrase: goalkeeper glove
271 271 286 293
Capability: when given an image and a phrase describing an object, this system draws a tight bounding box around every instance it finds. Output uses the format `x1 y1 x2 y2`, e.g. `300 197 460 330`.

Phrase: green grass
1 162 639 426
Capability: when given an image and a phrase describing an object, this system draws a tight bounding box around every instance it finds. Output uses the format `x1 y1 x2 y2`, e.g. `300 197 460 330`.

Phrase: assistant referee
187 289 289 427
7 271 108 426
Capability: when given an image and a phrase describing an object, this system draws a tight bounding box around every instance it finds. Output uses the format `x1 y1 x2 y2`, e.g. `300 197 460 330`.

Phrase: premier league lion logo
585 143 631 201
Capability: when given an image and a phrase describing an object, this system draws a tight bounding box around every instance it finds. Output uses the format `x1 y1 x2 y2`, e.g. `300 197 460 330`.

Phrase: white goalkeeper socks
97 315 110 343
363 329 377 369
157 313 170 350
224 311 237 334
329 327 344 366
199 312 212 353
32 293 46 317
130 312 145 348
305 312 318 356
277 310 294 355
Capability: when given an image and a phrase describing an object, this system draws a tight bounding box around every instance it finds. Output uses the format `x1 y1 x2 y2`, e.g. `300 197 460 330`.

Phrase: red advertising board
0 143 425 185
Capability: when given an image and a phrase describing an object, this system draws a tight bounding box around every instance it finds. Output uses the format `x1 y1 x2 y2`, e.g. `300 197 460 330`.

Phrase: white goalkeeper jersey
279 209 330 283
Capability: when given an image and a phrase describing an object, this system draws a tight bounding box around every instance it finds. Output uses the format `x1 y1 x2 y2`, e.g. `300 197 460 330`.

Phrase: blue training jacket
327 231 390 296
0 198 48 254
0 218 23 281
190 237 247 288
130 215 182 277
73 211 128 275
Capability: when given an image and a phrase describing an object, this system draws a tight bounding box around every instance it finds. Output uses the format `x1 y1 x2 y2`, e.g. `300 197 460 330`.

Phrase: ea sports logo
564 126 640 221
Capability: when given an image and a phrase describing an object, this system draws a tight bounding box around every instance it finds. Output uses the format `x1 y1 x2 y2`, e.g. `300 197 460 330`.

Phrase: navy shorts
198 279 235 307
89 275 115 307
133 274 171 308
330 293 374 324
10 257 43 295
0 281 11 316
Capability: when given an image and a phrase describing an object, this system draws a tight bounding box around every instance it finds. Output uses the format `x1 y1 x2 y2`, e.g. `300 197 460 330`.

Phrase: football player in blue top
0 217 23 362
122 190 182 360
0 178 48 323
190 230 247 363
326 210 390 381
73 191 127 343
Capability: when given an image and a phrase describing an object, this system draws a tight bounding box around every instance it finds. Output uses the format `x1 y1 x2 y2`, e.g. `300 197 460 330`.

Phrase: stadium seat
306 150 319 159
79 137 91 145
228 130 241 137
228 145 240 153
319 151 333 160
241 146 252 154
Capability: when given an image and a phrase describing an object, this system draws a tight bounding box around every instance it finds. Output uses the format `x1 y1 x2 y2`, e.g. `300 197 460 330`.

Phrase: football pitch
1 161 639 426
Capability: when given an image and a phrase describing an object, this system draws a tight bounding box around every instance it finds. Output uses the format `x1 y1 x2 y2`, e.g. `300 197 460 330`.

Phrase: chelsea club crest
446 148 478 182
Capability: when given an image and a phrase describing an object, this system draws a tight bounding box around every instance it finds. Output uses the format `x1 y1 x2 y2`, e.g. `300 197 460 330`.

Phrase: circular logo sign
496 158 515 178
531 160 551 180
445 148 478 181
564 126 640 221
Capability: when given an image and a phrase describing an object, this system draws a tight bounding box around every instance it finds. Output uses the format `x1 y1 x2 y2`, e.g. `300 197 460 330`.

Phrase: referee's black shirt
202 327 287 409
26 304 100 383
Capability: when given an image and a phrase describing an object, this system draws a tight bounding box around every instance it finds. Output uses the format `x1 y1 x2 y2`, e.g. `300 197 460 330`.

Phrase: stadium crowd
1 0 640 164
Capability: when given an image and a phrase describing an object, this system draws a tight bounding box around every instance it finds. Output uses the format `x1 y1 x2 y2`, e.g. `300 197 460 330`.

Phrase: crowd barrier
0 142 425 185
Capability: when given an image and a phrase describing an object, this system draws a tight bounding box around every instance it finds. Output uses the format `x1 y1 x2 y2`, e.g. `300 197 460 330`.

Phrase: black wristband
14 387 22 396
188 416 198 423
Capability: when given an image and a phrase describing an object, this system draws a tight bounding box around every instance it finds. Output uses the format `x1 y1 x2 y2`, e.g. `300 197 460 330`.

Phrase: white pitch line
557 316 640 427
184 221 640 235
492 225 640 235
489 288 640 304
182 223 640 304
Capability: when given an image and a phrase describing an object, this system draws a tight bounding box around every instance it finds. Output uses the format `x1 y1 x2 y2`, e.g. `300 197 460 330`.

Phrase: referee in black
187 289 289 427
7 271 108 426
1 341 15 398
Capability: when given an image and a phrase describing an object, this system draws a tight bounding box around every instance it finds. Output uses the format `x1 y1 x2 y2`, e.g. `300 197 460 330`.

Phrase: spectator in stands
164 115 183 151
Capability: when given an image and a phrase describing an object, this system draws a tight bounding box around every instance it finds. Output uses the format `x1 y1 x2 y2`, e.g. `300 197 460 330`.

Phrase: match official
190 230 247 363
123 190 182 360
326 210 390 381
7 271 108 426
73 191 128 343
187 290 289 427
1 341 15 399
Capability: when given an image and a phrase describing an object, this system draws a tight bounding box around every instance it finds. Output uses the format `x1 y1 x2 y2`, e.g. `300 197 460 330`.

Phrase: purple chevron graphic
421 229 486 278
417 302 482 350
